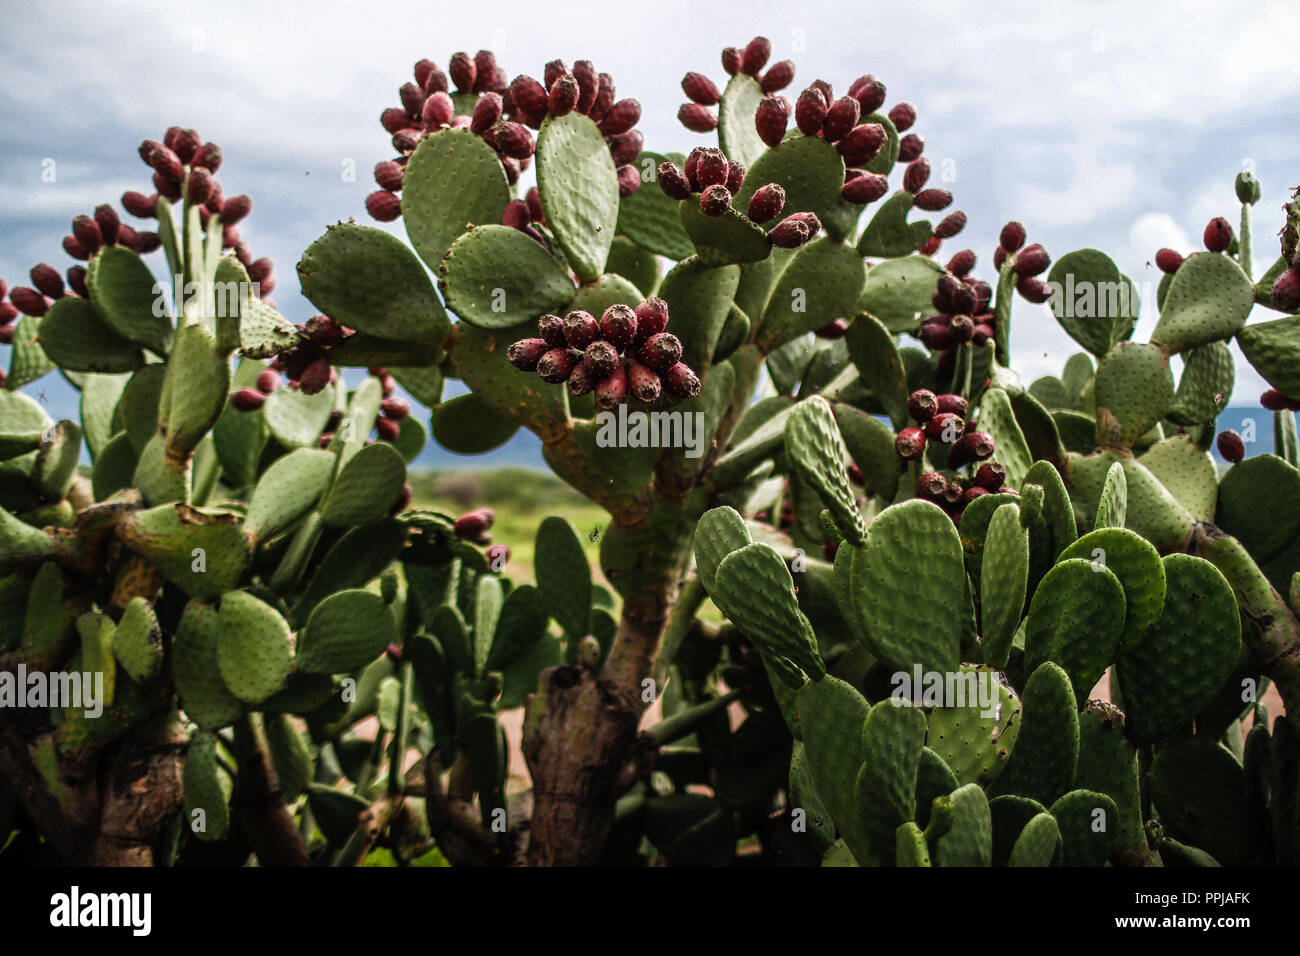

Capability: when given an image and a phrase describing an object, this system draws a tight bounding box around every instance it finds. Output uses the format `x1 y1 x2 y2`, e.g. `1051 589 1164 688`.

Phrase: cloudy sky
1 0 1296 460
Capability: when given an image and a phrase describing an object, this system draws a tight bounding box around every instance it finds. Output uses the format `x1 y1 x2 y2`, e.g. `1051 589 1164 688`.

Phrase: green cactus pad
1054 410 1097 455
1073 701 1146 861
439 224 577 330
978 388 1034 490
298 222 450 346
429 392 521 455
319 441 405 527
1277 410 1299 467
75 612 116 708
471 574 503 677
1009 390 1066 464
1021 460 1077 560
297 588 394 674
534 516 592 639
714 543 824 682
1093 342 1175 448
1116 554 1239 745
1024 558 1126 705
216 590 292 703
486 584 547 672
783 396 865 544
1094 460 1126 529
924 667 1021 787
212 363 268 490
1216 454 1300 562
988 794 1048 865
1167 342 1234 426
856 192 932 258
895 821 932 866
850 499 966 674
990 662 1078 806
717 73 766 169
1059 527 1164 649
657 259 740 373
112 596 162 683
980 503 1029 668
173 601 243 730
1149 736 1256 866
679 200 772 267
115 364 166 454
615 153 695 260
844 312 909 428
79 373 127 459
832 403 903 501
854 700 928 853
86 245 172 357
265 714 313 799
931 783 992 866
233 297 300 359
857 255 945 334
1152 252 1255 352
37 297 143 373
1138 436 1218 521
536 111 620 283
87 433 134 502
1007 813 1062 866
1045 249 1138 356
1237 314 1300 397
914 747 959 828
734 133 845 235
16 563 73 668
164 322 229 458
183 732 233 842
402 127 510 271
758 238 865 349
32 420 81 502
244 448 335 541
1029 376 1071 410
262 383 335 450
5 317 54 390
1047 789 1118 866
1107 456 1195 552
796 675 874 864
118 503 252 599
693 506 752 594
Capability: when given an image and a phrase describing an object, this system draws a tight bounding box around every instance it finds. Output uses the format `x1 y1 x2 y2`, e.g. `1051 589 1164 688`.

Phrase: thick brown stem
1192 522 1300 716
232 713 310 866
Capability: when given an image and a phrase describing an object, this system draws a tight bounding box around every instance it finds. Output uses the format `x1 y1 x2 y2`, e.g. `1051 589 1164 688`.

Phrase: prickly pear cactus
2 38 1298 871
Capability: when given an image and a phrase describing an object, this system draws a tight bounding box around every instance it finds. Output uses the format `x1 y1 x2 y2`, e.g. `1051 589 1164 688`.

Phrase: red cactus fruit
549 73 580 116
596 364 628 409
769 217 811 248
887 102 916 132
913 188 952 212
925 412 965 443
907 389 939 422
936 393 968 417
678 104 719 132
897 133 925 162
617 164 641 198
747 183 787 223
66 266 88 298
1155 248 1184 274
639 332 683 372
1216 429 1245 463
695 149 729 189
563 310 600 349
567 360 596 396
936 211 967 239
1013 243 1050 277
664 362 701 399
822 96 861 143
815 319 849 339
1203 217 1233 253
454 508 496 541
626 359 663 403
121 191 158 219
721 47 742 75
510 75 548 116
366 191 401 221
761 60 796 93
375 161 404 192
255 369 281 394
916 471 949 502
381 397 410 421
599 99 641 136
973 461 1007 491
700 183 733 216
999 221 1027 252
1270 268 1300 312
507 337 551 371
847 74 887 114
9 287 47 316
538 313 567 348
634 297 670 340
903 158 930 195
30 264 63 299
192 142 222 172
584 340 621 380
657 161 693 200
794 87 829 135
538 348 578 384
755 96 789 148
741 37 771 76
595 303 636 350
683 72 721 106
895 427 927 460
1017 276 1054 303
836 123 887 166
422 91 454 128
232 388 267 412
842 172 889 205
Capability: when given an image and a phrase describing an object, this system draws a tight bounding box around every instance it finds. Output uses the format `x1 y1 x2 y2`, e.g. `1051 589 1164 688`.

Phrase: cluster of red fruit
1153 216 1238 277
368 52 644 221
0 127 273 333
916 251 996 378
231 361 411 440
990 221 1052 303
656 149 818 248
899 388 1008 522
506 298 701 409
677 37 795 133
452 507 510 569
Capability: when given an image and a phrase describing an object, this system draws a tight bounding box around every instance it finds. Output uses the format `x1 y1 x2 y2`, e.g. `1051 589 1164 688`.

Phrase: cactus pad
1024 558 1126 705
990 662 1078 806
713 542 824 681
1151 252 1255 353
1093 342 1174 448
298 588 395 674
979 503 1029 668
1116 554 1240 746
536 111 620 283
439 225 577 329
1059 527 1164 649
783 395 865 544
216 590 293 703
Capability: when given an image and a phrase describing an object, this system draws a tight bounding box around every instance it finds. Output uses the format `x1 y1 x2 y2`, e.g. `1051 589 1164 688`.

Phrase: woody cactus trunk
1 37 1299 867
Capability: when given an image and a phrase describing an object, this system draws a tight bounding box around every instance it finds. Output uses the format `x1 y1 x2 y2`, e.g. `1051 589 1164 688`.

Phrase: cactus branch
1192 522 1300 716
232 713 310 866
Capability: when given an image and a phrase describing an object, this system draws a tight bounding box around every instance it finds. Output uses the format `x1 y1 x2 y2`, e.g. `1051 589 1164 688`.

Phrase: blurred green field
408 466 609 586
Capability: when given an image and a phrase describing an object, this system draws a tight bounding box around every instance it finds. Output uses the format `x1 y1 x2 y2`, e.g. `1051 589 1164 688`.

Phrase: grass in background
408 466 609 587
